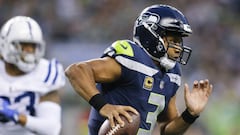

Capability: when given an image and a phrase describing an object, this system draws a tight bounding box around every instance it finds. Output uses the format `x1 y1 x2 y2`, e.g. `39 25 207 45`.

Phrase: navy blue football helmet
133 4 192 67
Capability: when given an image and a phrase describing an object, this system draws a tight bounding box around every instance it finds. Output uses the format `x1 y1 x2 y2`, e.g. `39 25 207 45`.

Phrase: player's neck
5 62 26 76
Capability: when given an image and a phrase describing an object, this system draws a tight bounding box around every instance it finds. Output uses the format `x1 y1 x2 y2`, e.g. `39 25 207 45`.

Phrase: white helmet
0 16 45 72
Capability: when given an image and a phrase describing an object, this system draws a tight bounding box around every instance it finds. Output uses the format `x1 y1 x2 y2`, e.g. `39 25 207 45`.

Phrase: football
98 111 140 135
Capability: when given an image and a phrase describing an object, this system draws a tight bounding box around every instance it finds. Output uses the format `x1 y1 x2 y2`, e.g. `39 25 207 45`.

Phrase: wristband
89 94 107 112
181 109 199 124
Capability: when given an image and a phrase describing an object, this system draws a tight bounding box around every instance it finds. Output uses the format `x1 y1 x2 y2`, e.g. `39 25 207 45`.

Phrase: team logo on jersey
167 73 181 86
111 40 134 57
143 76 154 90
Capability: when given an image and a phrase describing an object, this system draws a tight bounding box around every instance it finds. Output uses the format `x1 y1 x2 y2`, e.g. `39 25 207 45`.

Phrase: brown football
98 111 140 135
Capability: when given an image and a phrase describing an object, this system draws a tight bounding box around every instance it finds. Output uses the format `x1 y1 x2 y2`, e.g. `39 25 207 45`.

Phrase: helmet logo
136 12 160 27
183 24 192 33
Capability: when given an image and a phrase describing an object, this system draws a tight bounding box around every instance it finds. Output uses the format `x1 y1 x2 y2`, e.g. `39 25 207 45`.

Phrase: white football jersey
0 58 65 135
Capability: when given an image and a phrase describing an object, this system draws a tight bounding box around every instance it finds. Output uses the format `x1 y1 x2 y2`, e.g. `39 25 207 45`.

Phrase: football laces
106 124 121 135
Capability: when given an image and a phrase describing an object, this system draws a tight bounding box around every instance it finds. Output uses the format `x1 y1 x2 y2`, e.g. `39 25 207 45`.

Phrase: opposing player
0 16 65 135
65 5 213 135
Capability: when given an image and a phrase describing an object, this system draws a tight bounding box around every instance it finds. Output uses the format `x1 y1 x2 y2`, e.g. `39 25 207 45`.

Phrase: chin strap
17 60 36 73
159 54 176 70
16 53 38 73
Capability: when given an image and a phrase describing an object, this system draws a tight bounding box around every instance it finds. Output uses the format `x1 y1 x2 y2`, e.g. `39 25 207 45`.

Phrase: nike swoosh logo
120 44 128 49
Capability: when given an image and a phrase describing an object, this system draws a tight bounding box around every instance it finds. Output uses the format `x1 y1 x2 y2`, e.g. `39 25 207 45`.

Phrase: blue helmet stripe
6 23 13 37
26 21 33 39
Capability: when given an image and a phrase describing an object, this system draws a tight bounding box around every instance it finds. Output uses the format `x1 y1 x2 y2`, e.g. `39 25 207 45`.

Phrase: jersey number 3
138 92 165 135
0 92 36 116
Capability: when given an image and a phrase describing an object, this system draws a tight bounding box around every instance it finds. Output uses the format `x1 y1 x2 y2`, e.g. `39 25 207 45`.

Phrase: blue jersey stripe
52 60 59 85
44 61 52 83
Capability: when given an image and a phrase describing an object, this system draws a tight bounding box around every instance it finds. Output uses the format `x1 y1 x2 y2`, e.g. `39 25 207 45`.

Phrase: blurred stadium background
1 0 240 135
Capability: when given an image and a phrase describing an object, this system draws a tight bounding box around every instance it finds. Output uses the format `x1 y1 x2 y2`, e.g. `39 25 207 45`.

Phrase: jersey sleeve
103 39 158 75
2 59 66 96
102 40 159 84
102 40 134 59
102 40 137 82
25 58 66 96
167 63 182 97
41 58 66 94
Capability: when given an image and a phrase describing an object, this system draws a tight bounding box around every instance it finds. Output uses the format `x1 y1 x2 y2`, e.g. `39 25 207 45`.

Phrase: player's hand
99 104 139 128
0 112 10 123
184 79 213 116
0 99 19 123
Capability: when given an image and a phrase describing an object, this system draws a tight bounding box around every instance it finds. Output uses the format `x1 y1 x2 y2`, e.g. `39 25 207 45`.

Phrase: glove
0 112 10 123
0 99 19 123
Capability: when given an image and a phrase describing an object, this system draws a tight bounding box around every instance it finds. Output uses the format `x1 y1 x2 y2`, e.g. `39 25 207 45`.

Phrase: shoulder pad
33 58 65 95
111 40 134 57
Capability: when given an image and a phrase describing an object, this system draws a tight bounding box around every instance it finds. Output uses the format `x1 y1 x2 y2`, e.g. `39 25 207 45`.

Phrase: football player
65 4 213 135
0 16 65 135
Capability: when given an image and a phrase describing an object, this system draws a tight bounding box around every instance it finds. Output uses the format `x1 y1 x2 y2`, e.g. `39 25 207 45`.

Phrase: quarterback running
66 4 213 135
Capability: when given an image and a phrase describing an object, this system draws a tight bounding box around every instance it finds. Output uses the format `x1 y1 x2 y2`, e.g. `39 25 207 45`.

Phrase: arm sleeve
24 101 61 135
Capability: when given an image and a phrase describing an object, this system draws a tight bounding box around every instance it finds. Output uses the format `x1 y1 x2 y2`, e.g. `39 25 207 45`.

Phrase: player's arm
157 80 213 135
155 95 191 135
18 90 62 135
65 57 139 127
65 57 121 101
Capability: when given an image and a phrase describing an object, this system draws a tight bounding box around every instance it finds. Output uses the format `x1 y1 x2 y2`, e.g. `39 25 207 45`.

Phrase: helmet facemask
165 35 192 65
175 45 192 65
2 40 45 72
